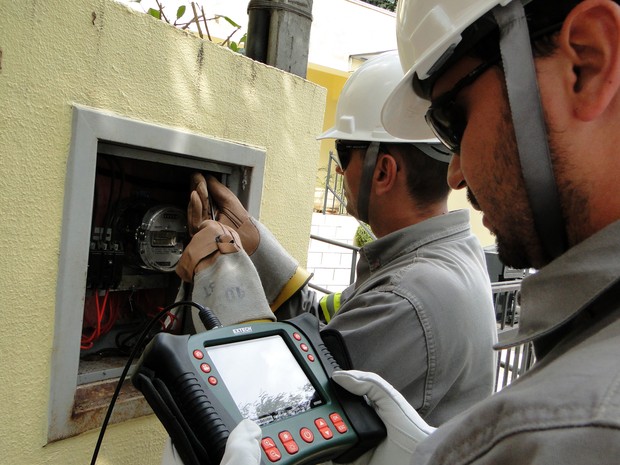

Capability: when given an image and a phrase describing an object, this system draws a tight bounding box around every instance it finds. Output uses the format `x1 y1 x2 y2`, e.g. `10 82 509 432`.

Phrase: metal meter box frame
48 106 266 442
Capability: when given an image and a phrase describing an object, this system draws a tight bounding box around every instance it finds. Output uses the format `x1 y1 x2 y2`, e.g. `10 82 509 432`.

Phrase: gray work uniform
279 209 498 426
412 219 620 464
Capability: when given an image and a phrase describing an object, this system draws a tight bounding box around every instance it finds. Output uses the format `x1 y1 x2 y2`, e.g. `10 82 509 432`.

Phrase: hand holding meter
132 313 386 465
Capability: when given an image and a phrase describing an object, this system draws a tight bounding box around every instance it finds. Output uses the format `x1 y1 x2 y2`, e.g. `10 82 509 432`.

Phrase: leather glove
176 219 275 326
188 173 311 311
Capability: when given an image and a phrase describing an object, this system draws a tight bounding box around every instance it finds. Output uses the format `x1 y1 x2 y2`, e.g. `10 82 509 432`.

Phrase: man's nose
447 155 467 190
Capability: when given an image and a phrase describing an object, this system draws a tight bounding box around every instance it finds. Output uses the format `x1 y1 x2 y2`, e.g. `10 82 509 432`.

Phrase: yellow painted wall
307 65 350 186
0 0 326 464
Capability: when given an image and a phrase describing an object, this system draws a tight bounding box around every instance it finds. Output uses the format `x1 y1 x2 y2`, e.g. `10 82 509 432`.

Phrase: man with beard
177 51 497 425
218 0 620 464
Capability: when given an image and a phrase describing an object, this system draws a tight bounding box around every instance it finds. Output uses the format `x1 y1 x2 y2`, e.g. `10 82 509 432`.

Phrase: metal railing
492 280 536 391
322 151 347 215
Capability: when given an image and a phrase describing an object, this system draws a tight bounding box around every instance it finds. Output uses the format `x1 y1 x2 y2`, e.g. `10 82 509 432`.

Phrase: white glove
160 420 261 465
220 419 262 465
331 369 436 465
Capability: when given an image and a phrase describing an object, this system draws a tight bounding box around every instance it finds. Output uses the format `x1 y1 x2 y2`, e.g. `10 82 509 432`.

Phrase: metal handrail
322 151 347 215
309 234 360 285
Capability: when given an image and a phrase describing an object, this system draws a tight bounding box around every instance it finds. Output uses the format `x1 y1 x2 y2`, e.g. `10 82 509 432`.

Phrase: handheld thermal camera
132 313 386 465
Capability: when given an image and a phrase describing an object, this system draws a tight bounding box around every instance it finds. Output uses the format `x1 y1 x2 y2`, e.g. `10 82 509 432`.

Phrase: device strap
356 142 380 224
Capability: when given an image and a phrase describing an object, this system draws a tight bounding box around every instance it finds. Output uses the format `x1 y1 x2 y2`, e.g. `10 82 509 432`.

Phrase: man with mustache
219 0 620 464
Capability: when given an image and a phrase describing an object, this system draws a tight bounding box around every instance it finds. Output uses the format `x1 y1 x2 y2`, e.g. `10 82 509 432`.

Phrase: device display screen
207 335 323 426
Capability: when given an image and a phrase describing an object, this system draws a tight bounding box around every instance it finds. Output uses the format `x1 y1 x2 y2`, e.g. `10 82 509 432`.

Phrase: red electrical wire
81 290 118 350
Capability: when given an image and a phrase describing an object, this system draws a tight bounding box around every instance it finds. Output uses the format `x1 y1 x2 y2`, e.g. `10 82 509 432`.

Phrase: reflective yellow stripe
319 292 342 323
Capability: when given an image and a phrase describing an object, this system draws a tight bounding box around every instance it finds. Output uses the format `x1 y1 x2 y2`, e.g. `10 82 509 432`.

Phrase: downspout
246 0 314 78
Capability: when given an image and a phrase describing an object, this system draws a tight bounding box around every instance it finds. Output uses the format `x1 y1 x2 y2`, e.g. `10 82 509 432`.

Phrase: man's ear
373 153 399 196
560 0 620 121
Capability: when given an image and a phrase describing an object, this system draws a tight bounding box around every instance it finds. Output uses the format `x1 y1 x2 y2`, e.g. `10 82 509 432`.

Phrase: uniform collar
360 209 471 273
496 219 620 349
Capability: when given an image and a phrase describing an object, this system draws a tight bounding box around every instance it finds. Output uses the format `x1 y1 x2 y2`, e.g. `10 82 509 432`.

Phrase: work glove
189 173 311 311
331 370 436 465
218 369 436 465
176 219 275 326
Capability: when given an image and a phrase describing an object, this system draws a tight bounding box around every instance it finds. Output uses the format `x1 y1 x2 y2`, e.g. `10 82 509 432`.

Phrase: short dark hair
384 143 450 208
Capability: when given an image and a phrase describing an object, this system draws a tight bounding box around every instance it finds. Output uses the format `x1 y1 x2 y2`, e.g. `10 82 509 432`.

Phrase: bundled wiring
89 301 219 465
81 290 119 350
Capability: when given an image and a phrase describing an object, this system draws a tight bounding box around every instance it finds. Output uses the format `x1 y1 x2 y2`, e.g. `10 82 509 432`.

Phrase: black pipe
246 1 270 63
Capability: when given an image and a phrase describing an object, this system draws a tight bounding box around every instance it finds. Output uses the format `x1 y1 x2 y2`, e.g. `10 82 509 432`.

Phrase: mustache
467 188 481 211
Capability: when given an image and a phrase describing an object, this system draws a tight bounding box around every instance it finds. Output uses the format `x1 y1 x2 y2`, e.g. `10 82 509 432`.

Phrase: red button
300 343 309 352
319 427 333 439
207 376 217 385
329 413 343 423
278 431 293 443
300 427 314 443
193 350 204 360
334 422 348 433
314 418 327 429
200 363 211 373
307 354 315 362
261 438 276 450
282 440 299 454
265 447 282 462
293 332 302 341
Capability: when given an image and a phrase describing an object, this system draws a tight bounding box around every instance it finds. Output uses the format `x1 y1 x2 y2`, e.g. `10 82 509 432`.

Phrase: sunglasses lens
426 102 466 153
335 149 349 171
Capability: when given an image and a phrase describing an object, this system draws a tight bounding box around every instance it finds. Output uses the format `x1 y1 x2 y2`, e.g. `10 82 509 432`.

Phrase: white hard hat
318 50 436 142
382 0 572 260
382 0 508 140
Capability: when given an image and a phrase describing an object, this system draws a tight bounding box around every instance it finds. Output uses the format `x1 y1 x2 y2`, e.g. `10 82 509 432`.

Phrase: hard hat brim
381 65 435 141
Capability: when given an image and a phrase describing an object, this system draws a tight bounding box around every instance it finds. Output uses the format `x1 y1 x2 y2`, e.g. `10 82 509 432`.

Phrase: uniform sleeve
477 427 620 465
326 290 429 414
414 425 620 465
273 285 322 321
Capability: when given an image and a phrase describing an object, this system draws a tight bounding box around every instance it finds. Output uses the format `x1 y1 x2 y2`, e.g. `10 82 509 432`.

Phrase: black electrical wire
89 300 221 465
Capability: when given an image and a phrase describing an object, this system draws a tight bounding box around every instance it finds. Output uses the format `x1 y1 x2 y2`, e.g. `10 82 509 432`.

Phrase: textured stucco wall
0 0 326 464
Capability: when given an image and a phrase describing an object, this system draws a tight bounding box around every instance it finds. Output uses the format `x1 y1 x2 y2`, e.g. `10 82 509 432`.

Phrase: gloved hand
332 370 436 465
220 419 262 465
176 219 274 326
217 369 435 465
161 420 261 465
188 173 311 311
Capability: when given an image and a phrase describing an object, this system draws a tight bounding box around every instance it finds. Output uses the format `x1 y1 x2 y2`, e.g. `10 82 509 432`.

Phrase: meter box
49 106 266 442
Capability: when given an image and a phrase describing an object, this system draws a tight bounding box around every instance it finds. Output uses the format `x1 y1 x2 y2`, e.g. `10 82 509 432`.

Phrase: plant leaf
148 8 161 19
222 16 240 28
176 5 186 19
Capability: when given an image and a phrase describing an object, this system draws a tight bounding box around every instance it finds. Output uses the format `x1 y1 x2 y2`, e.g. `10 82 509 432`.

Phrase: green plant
360 0 398 12
130 0 246 52
354 224 374 247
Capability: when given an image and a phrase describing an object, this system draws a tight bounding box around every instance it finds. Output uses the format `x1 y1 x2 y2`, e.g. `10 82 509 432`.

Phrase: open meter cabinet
132 313 386 465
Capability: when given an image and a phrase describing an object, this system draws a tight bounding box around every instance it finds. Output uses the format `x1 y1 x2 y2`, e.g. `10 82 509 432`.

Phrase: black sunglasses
334 140 370 171
425 58 498 153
